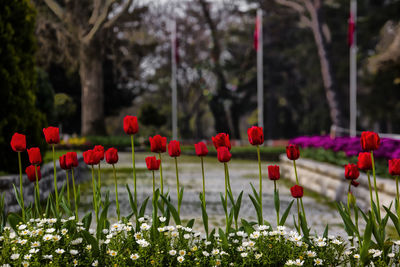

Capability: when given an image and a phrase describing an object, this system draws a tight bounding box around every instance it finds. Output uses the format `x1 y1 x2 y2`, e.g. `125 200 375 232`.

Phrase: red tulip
389 159 400 176
217 147 231 163
290 185 303 198
247 126 264 146
268 165 280 180
212 133 231 151
27 147 42 165
10 133 26 152
93 145 104 160
123 115 139 135
83 150 100 165
43 126 60 144
357 152 372 171
345 163 360 180
59 154 68 170
351 180 360 187
149 135 167 153
168 140 181 157
66 152 78 168
286 144 300 160
105 148 119 164
360 131 380 151
145 156 161 170
195 142 208 157
25 165 41 182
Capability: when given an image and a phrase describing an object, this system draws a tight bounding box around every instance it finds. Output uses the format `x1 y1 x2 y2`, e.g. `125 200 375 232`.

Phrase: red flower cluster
83 150 102 165
60 152 79 170
212 133 231 151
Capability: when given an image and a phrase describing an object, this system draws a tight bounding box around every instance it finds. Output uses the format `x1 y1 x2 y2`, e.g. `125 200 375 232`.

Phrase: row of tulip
6 117 400 265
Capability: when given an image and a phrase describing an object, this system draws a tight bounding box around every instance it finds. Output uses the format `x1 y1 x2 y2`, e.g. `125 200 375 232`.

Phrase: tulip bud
10 133 26 152
66 152 78 168
149 135 167 153
25 165 41 182
247 126 264 146
59 154 68 170
212 133 231 151
286 144 300 160
344 163 360 180
357 152 372 171
168 140 181 157
27 147 42 165
83 150 100 165
93 145 104 160
360 131 380 151
389 159 400 176
123 115 139 135
43 126 60 144
105 148 119 164
195 142 208 157
217 147 231 163
145 156 161 170
290 185 303 198
268 165 280 180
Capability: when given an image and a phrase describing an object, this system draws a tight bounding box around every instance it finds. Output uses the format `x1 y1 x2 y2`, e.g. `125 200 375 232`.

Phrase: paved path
78 152 350 236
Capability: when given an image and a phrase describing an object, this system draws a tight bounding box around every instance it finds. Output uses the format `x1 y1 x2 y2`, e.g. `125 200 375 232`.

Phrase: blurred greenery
301 148 390 178
0 0 48 174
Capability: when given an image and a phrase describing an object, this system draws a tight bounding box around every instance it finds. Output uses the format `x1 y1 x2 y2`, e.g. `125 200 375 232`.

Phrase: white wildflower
314 258 323 265
130 254 139 260
177 256 184 263
169 250 177 256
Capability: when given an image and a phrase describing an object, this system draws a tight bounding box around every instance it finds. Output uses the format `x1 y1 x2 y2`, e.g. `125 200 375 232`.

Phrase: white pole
171 20 178 140
257 9 264 130
349 0 357 137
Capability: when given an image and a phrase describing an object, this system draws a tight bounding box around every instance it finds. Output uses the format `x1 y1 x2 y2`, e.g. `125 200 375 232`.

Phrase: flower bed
4 122 400 266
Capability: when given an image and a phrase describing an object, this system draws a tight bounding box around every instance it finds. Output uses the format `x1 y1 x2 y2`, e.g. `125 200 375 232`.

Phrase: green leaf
240 219 254 235
12 185 22 210
279 200 294 226
220 193 227 215
81 230 99 257
299 212 310 239
178 187 184 210
383 206 400 237
8 213 23 232
274 189 280 215
139 197 150 218
249 194 262 224
82 212 92 230
234 191 243 223
97 202 110 239
186 219 195 228
160 194 181 225
199 193 209 238
218 228 229 249
372 200 381 223
360 216 373 264
335 202 357 237
323 224 329 238
126 185 137 216
249 183 260 204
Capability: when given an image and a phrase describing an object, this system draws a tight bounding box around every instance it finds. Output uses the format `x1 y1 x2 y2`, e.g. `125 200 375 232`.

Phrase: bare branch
43 0 65 21
82 0 114 44
104 0 134 28
275 0 305 13
89 0 102 25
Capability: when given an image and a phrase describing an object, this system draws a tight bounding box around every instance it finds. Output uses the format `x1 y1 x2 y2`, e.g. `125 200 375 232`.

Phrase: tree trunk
309 5 346 129
80 39 106 135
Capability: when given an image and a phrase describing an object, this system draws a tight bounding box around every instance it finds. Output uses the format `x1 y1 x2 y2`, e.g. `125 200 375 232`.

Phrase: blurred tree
36 0 135 135
0 0 47 173
275 0 347 130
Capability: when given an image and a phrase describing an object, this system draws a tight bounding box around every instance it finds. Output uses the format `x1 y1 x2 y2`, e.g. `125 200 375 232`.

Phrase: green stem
367 171 374 217
174 157 180 216
347 180 352 215
52 145 59 214
201 157 206 210
18 152 25 221
396 176 399 216
300 198 307 224
113 164 120 221
158 152 164 195
152 171 155 197
91 166 98 223
293 160 299 185
71 168 78 221
274 180 279 226
224 162 228 234
370 151 381 220
131 135 137 214
34 165 40 218
256 145 263 223
297 198 300 233
224 163 233 194
98 162 101 193
66 170 70 206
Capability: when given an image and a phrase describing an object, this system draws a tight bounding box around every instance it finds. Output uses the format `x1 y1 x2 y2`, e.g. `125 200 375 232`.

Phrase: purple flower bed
290 135 400 159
